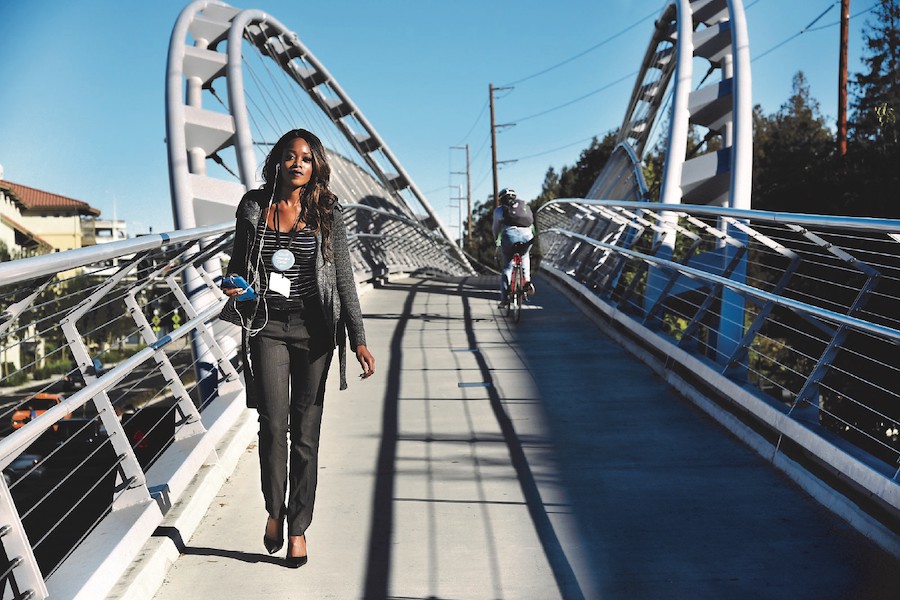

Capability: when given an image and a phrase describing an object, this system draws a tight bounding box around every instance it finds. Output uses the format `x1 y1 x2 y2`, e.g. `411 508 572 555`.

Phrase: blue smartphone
222 275 258 301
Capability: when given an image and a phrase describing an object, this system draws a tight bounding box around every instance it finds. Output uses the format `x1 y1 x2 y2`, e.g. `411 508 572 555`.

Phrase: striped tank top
256 225 318 310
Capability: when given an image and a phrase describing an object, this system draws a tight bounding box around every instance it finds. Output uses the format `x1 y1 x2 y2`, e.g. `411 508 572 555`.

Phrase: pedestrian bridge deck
125 275 898 600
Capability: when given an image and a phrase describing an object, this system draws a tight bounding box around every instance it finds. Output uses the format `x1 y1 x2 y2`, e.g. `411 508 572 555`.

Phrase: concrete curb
105 407 259 600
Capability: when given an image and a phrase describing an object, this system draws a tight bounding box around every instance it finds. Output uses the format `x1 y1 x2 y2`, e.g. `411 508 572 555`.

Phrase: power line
456 100 488 145
807 2 879 32
501 6 660 87
503 0 771 127
752 1 840 63
510 71 638 124
508 131 615 163
504 0 870 135
423 184 454 195
470 134 490 163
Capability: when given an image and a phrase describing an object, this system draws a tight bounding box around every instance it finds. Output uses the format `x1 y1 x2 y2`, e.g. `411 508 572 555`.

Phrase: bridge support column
717 223 747 378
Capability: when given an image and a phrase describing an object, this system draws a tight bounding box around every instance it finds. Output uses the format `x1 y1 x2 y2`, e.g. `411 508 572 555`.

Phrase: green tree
752 71 836 214
846 0 900 217
531 167 561 213
556 133 618 200
850 0 900 145
463 194 502 272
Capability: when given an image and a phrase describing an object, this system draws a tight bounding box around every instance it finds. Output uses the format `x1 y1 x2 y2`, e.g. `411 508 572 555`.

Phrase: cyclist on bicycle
492 187 536 307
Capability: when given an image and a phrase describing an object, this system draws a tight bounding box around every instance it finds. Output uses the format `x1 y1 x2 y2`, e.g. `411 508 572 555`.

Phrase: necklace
271 203 304 271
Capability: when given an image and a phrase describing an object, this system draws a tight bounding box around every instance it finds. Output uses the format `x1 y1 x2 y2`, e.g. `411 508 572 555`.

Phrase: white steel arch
165 0 471 271
597 0 753 211
585 0 754 366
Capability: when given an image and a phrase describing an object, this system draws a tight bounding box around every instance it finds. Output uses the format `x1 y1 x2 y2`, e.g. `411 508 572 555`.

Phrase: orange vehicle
10 393 70 430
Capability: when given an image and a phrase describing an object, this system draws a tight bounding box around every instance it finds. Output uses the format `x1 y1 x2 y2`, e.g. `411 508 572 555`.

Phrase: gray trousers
249 304 333 537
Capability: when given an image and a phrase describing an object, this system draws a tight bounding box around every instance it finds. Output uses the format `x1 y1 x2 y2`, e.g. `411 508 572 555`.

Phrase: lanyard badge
272 248 295 271
271 205 304 271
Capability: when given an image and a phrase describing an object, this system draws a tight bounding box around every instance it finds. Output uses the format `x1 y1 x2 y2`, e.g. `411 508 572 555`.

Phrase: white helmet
499 188 517 204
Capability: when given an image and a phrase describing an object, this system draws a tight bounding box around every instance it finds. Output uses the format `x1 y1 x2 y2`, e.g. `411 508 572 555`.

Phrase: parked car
10 393 71 430
3 453 46 486
62 358 107 391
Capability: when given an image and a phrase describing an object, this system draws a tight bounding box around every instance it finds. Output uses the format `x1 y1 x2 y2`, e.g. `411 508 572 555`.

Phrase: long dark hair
261 128 337 258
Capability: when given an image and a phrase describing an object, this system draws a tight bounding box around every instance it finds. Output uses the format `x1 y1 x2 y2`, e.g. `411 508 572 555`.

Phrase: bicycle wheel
498 272 511 317
506 268 518 319
513 267 525 323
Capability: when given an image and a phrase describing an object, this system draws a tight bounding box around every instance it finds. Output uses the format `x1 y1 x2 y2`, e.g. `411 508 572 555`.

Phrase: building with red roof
0 178 103 255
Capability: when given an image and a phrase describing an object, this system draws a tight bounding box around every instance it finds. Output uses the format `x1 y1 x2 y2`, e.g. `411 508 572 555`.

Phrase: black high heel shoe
263 516 284 554
286 534 308 568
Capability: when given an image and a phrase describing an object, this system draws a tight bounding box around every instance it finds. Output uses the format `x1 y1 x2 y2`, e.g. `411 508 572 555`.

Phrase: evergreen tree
555 133 618 200
846 0 900 217
462 194 502 272
531 167 560 213
850 0 900 145
640 124 709 203
752 72 836 213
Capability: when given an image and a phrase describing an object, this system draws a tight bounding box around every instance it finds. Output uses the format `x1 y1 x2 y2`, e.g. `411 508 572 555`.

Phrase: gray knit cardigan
228 189 367 399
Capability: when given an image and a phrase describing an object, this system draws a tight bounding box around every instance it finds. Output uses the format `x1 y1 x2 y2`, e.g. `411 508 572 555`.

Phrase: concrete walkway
143 275 897 600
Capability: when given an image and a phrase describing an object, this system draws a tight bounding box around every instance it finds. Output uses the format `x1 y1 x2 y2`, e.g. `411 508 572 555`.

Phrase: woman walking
223 128 375 567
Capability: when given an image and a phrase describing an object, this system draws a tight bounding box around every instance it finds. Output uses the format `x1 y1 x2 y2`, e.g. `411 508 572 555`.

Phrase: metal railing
538 198 900 539
5 193 897 595
343 203 472 280
0 202 461 599
0 223 243 599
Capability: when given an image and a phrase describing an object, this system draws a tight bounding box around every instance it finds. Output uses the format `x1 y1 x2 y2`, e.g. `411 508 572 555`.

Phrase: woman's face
279 137 313 190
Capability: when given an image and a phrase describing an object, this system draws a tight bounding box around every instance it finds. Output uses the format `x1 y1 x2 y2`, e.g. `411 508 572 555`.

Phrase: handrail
541 198 900 232
0 223 234 286
0 222 242 598
548 227 900 343
537 198 900 544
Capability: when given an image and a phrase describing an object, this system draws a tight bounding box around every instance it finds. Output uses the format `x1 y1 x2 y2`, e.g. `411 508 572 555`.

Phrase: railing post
58 256 153 510
0 277 53 337
124 292 206 440
0 482 48 600
165 271 240 386
790 274 881 421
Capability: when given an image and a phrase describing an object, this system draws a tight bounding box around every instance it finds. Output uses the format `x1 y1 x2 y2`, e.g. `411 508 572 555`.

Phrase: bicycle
499 239 533 323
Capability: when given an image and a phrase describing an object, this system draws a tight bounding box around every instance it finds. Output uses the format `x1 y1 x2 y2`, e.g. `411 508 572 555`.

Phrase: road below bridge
128 274 898 599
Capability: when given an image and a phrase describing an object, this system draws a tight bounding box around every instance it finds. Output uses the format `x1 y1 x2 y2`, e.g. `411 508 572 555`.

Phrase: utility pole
448 185 464 245
838 0 850 157
450 144 472 249
465 143 472 248
490 83 499 207
489 83 515 208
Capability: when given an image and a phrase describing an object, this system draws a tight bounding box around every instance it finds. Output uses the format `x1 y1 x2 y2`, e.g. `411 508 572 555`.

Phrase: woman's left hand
355 345 375 379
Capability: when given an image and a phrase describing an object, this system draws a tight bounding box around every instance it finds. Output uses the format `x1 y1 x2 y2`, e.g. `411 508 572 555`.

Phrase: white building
83 218 128 246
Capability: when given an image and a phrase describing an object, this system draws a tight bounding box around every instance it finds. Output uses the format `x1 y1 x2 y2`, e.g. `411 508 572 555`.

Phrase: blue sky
0 0 879 237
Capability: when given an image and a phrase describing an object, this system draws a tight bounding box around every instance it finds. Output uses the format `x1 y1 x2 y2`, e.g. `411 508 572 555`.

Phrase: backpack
503 199 533 228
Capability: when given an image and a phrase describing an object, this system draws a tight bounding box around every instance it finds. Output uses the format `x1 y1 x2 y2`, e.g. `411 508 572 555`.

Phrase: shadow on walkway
148 274 899 600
